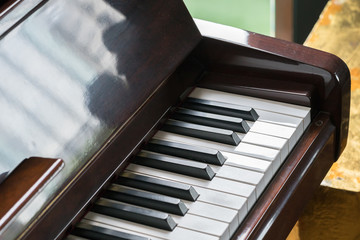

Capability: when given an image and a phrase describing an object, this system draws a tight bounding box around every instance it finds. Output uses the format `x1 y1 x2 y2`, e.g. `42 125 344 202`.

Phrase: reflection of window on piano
0 0 127 177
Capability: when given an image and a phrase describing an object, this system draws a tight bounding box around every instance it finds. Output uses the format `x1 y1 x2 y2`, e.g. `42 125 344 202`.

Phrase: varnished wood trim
194 36 350 157
0 157 64 231
233 112 335 239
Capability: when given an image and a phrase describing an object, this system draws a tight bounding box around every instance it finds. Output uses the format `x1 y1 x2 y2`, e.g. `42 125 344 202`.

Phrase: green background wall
183 0 274 36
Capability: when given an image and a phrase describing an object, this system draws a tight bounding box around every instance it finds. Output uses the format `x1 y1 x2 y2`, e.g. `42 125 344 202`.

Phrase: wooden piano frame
0 1 350 239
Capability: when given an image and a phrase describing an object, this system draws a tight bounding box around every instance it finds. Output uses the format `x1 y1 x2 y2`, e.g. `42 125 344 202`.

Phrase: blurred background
184 0 328 43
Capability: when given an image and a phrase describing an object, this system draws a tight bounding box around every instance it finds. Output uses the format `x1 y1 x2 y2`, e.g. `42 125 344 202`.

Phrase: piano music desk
288 0 360 239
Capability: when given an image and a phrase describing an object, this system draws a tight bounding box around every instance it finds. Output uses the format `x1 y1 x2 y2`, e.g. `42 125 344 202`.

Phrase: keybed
67 88 310 240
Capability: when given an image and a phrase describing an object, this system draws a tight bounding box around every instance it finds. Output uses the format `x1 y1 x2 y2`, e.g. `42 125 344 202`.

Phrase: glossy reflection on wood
0 157 63 231
0 0 350 240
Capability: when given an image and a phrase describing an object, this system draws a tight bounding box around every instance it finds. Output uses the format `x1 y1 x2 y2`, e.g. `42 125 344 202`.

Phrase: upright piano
0 0 350 239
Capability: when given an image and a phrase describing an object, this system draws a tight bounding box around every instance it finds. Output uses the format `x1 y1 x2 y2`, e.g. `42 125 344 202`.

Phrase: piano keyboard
66 88 311 240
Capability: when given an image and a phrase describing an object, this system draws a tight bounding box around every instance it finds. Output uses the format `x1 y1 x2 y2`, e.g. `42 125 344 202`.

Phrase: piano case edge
193 34 350 158
232 112 335 240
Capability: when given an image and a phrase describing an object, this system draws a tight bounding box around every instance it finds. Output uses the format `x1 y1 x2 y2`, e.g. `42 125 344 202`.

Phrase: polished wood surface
0 0 350 240
0 157 63 231
0 0 200 239
193 35 350 158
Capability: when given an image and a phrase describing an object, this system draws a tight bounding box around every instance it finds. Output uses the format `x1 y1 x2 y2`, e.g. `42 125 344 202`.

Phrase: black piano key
73 222 149 240
103 185 188 216
93 198 177 231
162 119 241 146
183 97 259 121
116 172 199 201
172 108 250 133
144 139 226 166
133 151 215 180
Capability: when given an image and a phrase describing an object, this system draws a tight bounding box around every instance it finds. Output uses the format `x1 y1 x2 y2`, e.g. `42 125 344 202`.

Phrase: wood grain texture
0 157 63 231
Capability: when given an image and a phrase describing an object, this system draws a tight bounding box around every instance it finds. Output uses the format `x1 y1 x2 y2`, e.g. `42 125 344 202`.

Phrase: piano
0 0 350 239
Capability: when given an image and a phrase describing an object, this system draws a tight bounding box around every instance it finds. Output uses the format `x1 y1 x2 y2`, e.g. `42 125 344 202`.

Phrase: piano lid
0 0 200 174
0 0 200 235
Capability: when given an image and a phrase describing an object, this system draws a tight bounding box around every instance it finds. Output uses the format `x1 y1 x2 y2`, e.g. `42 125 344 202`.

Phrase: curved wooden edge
232 112 335 240
240 30 350 90
0 157 64 231
194 33 350 157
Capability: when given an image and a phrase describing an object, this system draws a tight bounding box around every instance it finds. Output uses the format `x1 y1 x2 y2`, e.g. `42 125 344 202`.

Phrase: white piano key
154 131 281 172
211 164 263 185
190 88 311 126
171 214 229 239
222 151 271 173
235 143 281 171
246 120 293 139
81 219 156 239
221 151 273 186
155 130 235 152
255 109 304 130
211 164 266 197
85 212 219 240
126 164 257 209
240 131 288 162
74 220 153 240
247 121 297 150
184 200 239 236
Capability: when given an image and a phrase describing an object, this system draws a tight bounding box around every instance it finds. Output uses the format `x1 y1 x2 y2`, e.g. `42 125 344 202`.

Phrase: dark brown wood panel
0 1 201 238
199 72 315 107
233 113 335 240
0 157 64 231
